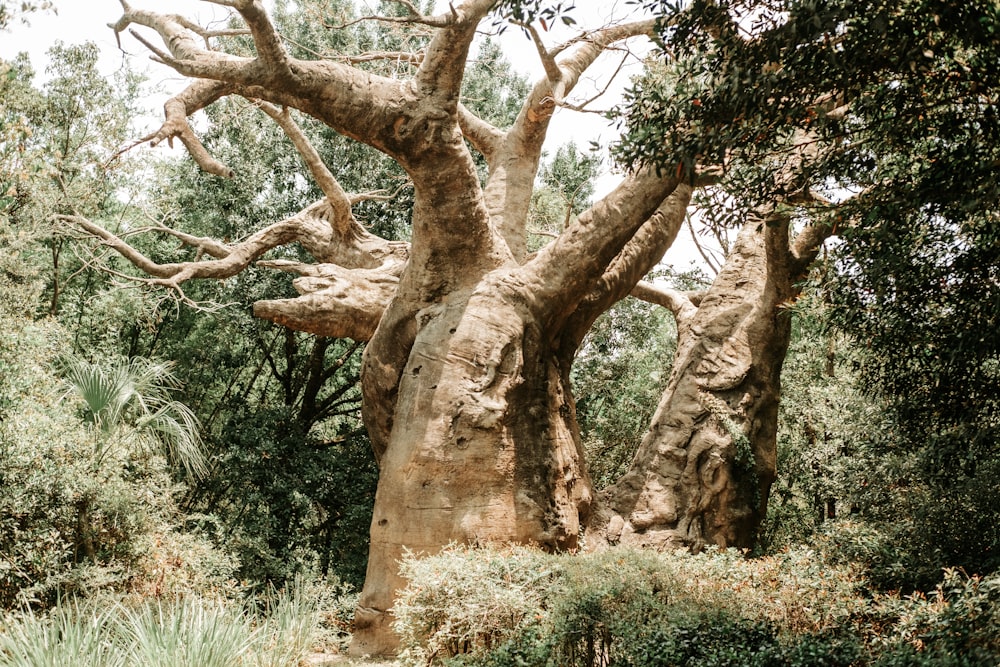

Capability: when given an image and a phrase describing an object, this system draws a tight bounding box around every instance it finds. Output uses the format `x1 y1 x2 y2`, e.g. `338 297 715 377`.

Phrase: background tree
0 46 232 609
0 0 51 30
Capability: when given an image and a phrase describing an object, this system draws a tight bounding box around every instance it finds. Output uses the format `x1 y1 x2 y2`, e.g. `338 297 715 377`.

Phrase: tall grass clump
116 597 257 666
0 585 322 667
0 602 126 667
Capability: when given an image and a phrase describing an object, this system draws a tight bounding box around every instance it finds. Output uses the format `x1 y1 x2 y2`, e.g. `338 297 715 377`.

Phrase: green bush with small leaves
395 545 1000 667
394 545 866 666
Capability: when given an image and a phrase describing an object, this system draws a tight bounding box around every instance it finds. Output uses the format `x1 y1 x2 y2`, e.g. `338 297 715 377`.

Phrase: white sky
1 0 712 273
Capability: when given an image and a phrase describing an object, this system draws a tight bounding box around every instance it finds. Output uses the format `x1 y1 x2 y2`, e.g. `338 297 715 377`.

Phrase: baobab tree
65 0 834 655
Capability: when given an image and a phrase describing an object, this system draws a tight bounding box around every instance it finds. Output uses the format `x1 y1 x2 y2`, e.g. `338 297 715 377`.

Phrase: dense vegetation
2 0 999 664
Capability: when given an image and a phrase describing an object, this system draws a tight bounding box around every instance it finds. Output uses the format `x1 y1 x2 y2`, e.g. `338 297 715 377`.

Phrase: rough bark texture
588 214 826 551
354 166 683 655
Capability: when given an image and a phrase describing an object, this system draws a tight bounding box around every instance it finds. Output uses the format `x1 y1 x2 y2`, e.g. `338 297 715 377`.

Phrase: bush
872 569 1000 667
0 312 234 608
393 545 866 666
394 545 552 664
395 545 1000 667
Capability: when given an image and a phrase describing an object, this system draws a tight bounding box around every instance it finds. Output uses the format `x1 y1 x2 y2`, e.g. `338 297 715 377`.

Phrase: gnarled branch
136 80 235 178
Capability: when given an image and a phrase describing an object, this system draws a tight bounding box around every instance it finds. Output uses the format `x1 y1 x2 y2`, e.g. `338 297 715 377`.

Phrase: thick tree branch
630 281 701 322
253 261 399 341
484 19 657 260
526 166 680 324
113 4 412 165
229 0 293 80
562 184 692 349
415 0 496 102
790 220 834 275
457 103 502 162
111 4 260 81
136 80 235 178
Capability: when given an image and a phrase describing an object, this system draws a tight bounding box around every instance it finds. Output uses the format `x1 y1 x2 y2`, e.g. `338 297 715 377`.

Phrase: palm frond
59 354 207 478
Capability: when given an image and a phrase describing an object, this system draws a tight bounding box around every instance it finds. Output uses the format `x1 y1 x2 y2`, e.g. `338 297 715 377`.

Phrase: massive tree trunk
352 283 591 654
70 2 680 656
588 213 831 551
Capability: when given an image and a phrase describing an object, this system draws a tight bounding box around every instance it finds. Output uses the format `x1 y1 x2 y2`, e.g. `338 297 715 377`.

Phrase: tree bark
352 168 684 655
590 214 812 551
352 280 593 655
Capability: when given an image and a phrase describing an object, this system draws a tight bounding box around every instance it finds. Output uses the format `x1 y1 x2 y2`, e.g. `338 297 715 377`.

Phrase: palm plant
60 355 207 479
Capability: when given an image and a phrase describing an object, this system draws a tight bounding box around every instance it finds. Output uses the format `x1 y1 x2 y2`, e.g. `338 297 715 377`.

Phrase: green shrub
394 545 866 666
871 569 1000 667
629 614 784 667
394 545 553 664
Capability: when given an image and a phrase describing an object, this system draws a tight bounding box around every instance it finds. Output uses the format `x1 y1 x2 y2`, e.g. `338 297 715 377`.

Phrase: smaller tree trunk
75 497 97 563
590 216 801 551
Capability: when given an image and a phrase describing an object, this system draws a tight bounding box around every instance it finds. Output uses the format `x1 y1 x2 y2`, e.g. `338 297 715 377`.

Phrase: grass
0 586 325 667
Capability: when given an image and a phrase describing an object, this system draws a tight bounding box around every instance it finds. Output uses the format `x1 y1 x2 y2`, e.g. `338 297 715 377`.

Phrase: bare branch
553 20 655 104
348 181 412 205
324 0 452 31
557 50 628 113
630 281 701 322
685 211 722 275
60 213 304 286
254 101 353 231
111 4 257 80
562 184 693 347
173 14 250 48
458 103 502 161
527 167 682 319
484 18 657 259
143 221 231 259
341 50 424 65
519 21 562 88
230 0 294 77
135 80 235 178
415 0 497 99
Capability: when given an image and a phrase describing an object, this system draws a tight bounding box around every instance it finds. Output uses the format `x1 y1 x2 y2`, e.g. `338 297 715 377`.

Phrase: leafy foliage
394 544 867 666
396 546 1000 666
0 0 52 31
614 0 1000 586
0 305 233 608
59 355 207 479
